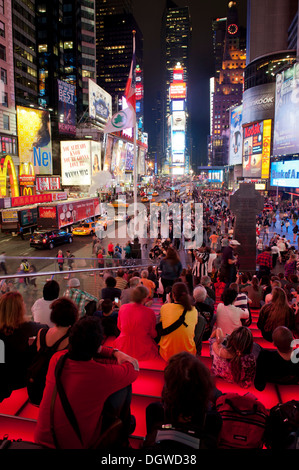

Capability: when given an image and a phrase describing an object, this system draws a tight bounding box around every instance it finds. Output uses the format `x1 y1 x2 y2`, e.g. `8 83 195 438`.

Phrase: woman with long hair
158 282 200 362
159 247 182 303
0 292 48 401
209 326 256 388
257 287 297 342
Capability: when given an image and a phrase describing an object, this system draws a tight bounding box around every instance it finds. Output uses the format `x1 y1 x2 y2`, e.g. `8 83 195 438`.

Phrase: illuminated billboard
242 120 272 178
172 112 186 131
170 82 186 100
17 106 52 175
172 100 185 112
229 105 243 165
103 135 113 172
57 79 76 135
273 63 299 156
91 141 101 176
60 141 92 186
172 153 185 165
172 131 185 153
270 159 299 188
88 79 112 122
208 169 223 183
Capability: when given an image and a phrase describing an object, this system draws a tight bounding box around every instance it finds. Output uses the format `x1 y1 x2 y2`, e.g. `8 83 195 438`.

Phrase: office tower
0 0 18 164
209 1 246 167
97 12 142 113
161 0 191 174
12 0 38 107
246 0 297 65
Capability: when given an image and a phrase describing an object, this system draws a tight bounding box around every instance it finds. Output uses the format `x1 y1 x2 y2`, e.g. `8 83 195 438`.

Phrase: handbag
50 353 123 449
155 308 188 344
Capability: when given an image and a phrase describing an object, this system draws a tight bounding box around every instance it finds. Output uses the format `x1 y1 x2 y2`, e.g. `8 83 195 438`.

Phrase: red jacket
34 348 138 449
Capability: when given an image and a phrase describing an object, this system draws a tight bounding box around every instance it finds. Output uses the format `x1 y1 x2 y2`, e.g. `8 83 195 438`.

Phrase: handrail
0 264 154 281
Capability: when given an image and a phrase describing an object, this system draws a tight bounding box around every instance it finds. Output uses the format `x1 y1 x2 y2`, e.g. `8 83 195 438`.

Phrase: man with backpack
20 259 30 285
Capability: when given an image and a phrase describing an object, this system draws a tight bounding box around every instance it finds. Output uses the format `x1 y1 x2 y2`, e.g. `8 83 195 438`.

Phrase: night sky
132 0 247 167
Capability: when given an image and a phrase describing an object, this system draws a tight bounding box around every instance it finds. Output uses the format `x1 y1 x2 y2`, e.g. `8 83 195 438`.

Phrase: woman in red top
114 286 159 360
34 316 139 449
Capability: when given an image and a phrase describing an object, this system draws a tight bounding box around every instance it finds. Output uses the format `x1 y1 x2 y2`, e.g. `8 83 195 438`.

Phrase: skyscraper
161 0 191 174
209 1 246 167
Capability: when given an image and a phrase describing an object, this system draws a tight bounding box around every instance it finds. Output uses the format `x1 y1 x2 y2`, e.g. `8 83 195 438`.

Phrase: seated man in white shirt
216 288 249 336
31 280 60 327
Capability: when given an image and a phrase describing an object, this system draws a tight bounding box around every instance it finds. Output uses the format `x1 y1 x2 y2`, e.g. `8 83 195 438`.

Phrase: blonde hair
0 292 27 335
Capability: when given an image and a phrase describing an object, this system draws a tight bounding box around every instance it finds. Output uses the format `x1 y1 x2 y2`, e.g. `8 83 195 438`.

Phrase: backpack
216 392 268 449
264 400 299 449
26 328 70 406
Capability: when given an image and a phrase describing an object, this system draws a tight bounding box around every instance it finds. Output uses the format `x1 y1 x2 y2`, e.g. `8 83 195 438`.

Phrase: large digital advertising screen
270 159 299 188
57 79 76 135
172 111 186 131
242 120 272 178
273 63 299 156
172 131 185 153
88 79 112 122
60 141 92 186
229 105 243 165
17 106 53 175
170 82 186 100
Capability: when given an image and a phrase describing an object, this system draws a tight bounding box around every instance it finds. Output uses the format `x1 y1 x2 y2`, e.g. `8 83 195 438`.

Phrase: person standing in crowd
0 252 7 275
65 250 74 279
220 240 240 287
159 247 182 303
20 259 30 286
56 250 64 272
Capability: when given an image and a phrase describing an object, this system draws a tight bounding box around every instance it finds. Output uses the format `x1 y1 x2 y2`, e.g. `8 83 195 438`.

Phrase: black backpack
264 400 299 449
27 328 69 406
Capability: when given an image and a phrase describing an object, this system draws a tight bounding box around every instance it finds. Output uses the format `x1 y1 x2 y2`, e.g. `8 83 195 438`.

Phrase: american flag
125 31 136 111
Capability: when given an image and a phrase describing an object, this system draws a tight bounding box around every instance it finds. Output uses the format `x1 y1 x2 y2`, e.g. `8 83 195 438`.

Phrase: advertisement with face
242 121 264 178
17 106 52 175
60 141 91 186
57 80 76 135
103 135 113 172
229 105 243 165
89 79 112 122
273 64 299 156
125 142 134 171
91 141 101 175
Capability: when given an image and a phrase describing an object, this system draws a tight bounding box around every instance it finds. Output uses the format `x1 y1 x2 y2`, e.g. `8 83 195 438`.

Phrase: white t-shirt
216 303 249 336
31 298 55 327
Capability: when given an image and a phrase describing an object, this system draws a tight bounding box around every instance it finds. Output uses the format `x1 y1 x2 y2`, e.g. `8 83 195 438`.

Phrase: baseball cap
229 240 241 246
68 278 80 288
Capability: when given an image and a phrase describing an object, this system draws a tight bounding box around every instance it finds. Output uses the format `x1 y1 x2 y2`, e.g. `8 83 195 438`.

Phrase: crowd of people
0 191 299 450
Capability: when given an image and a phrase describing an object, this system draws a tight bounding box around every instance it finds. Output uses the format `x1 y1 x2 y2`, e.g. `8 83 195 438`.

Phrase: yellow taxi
72 222 96 236
152 190 159 196
110 199 129 208
141 196 149 203
96 217 114 231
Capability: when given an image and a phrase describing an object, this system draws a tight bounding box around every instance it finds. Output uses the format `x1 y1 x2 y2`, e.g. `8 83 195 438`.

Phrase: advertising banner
38 206 57 219
270 159 299 188
125 142 134 171
36 176 61 191
57 198 99 228
208 169 223 183
229 105 243 165
242 83 275 124
104 135 113 172
242 121 264 178
170 83 186 100
91 141 101 176
88 79 112 122
273 64 299 156
20 207 37 227
261 119 272 179
172 153 185 165
172 111 186 131
60 141 92 186
2 209 18 223
11 193 52 207
57 79 76 135
172 131 185 153
17 106 52 175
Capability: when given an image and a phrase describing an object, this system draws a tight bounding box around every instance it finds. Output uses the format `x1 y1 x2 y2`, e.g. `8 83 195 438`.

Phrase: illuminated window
38 44 47 53
64 41 73 49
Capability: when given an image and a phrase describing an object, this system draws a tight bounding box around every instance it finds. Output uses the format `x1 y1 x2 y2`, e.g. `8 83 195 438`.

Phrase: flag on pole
125 31 136 111
103 105 136 133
